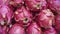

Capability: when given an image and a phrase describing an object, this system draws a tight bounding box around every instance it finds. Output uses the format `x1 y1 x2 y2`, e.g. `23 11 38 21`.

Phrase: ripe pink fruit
9 23 25 34
47 0 60 13
14 6 33 26
9 0 24 7
38 9 54 28
55 14 60 32
26 22 42 34
0 5 13 25
0 0 10 5
24 0 47 11
0 25 8 34
44 27 57 34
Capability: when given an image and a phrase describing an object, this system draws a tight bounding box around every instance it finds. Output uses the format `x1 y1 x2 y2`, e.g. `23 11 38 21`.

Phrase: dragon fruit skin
0 0 10 5
44 27 57 34
14 6 33 26
0 25 8 34
0 5 13 25
37 9 55 29
24 0 47 11
9 23 25 34
47 0 60 13
55 14 60 32
9 0 24 7
26 22 42 34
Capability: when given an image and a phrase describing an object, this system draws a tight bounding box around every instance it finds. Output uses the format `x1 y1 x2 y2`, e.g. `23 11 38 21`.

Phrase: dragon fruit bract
55 14 60 32
47 0 60 13
24 0 47 11
9 23 25 34
44 27 57 34
14 6 33 26
26 22 42 34
0 5 13 25
38 9 54 28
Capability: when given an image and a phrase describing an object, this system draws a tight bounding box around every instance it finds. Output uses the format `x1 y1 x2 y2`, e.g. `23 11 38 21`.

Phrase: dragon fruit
47 0 60 13
0 0 10 5
37 9 54 29
0 5 13 25
0 25 8 34
9 23 25 34
44 27 57 34
26 22 42 34
9 0 24 7
14 6 33 26
24 0 47 11
55 14 60 32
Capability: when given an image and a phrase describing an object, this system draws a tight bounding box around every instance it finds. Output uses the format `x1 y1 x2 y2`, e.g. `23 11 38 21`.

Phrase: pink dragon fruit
47 0 60 13
9 0 24 7
44 27 57 34
55 14 60 32
26 22 42 34
0 5 13 25
0 0 10 5
9 23 25 34
14 6 33 26
24 0 47 11
37 9 54 29
0 25 8 34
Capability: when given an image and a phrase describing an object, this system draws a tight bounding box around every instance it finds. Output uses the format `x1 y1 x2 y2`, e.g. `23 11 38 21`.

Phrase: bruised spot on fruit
15 11 19 14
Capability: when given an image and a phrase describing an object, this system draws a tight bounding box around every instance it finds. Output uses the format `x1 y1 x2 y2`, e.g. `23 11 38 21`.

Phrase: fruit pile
0 0 60 34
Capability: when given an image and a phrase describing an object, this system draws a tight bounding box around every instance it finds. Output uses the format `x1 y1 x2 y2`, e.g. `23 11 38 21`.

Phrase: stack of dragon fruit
0 0 60 34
